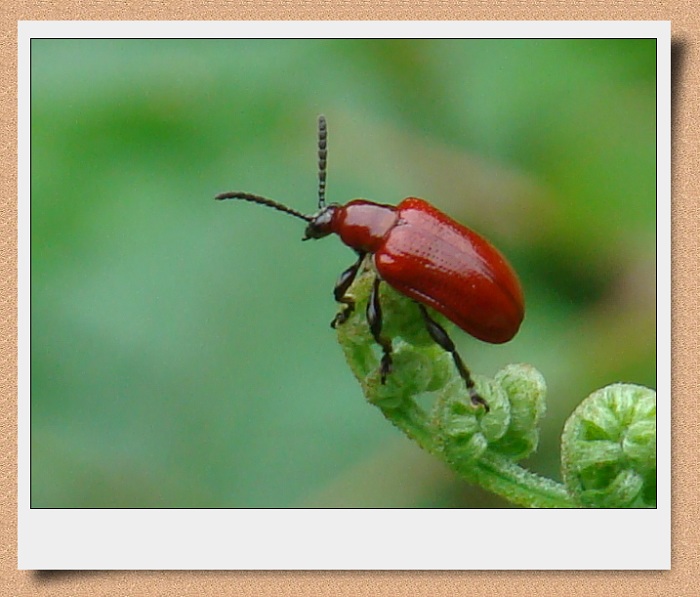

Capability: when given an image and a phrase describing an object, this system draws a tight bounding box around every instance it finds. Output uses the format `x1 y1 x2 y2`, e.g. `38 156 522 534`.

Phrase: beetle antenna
317 114 327 209
214 191 313 222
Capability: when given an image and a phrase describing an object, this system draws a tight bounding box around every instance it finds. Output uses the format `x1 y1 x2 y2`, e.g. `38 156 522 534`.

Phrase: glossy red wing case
373 197 524 344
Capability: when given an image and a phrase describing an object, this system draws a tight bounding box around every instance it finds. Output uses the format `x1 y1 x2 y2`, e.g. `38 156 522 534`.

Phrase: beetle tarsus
417 304 489 411
331 305 353 328
379 354 392 384
367 277 393 384
469 390 490 412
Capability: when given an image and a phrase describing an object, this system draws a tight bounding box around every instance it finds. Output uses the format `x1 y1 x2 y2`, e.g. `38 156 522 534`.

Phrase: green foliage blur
30 38 656 508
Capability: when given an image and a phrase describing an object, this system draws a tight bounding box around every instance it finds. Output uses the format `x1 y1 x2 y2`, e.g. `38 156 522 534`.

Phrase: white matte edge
654 23 671 561
18 19 670 571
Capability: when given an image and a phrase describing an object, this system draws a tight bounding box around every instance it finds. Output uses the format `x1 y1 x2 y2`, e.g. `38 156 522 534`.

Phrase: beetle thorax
332 200 398 253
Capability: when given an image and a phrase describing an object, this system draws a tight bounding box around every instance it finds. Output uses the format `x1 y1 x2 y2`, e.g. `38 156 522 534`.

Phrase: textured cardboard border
2 4 696 596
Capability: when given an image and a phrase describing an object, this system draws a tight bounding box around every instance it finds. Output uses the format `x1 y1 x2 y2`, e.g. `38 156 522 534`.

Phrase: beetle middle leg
366 276 393 383
330 251 365 328
417 304 489 412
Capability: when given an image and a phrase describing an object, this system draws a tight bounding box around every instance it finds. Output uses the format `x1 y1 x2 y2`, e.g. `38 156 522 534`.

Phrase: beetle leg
331 252 365 328
417 304 489 412
366 276 393 383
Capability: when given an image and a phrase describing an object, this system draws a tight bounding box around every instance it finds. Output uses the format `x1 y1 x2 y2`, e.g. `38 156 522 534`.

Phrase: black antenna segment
317 115 327 208
214 191 312 222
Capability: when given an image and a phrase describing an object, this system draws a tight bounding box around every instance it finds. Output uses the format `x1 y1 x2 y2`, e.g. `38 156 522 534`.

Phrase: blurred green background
31 38 656 508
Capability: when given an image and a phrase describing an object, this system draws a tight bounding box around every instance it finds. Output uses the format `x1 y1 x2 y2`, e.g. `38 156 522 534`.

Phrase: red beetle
216 116 524 410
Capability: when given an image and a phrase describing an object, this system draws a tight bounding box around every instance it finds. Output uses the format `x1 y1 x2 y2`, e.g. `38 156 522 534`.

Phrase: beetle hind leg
366 277 393 383
331 252 365 328
417 304 489 412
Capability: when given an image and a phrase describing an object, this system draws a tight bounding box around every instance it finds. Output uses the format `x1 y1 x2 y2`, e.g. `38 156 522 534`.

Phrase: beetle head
303 204 339 241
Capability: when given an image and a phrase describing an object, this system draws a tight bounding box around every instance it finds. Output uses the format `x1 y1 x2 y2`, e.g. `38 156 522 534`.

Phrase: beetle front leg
417 304 489 412
330 252 365 328
366 277 393 383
